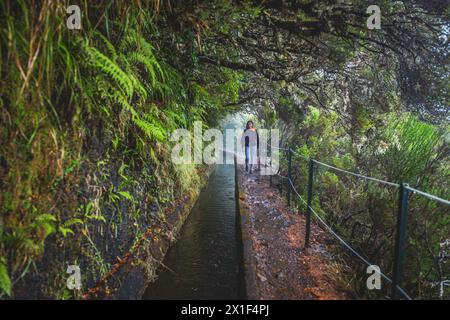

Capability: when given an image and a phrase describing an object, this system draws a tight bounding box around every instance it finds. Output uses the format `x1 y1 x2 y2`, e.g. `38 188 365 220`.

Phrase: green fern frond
85 45 134 98
118 52 148 99
129 52 158 86
94 31 117 60
133 116 165 142
115 92 138 117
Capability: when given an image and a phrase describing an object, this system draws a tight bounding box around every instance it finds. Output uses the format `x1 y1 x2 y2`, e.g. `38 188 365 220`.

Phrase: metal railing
267 144 450 300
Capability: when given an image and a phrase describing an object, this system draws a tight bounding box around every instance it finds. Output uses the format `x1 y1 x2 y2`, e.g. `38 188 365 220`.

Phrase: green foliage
0 258 11 297
0 1 238 298
278 103 448 299
118 191 134 202
2 0 445 300
33 213 58 238
86 45 135 98
59 218 84 238
378 114 441 183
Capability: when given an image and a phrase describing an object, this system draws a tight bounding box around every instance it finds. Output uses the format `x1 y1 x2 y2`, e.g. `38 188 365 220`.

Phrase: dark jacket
242 128 259 150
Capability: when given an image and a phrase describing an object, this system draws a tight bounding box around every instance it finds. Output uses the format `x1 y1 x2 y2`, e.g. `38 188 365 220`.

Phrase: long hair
246 120 254 130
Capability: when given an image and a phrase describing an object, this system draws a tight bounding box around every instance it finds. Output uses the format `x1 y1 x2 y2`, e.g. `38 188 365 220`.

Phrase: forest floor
238 165 349 300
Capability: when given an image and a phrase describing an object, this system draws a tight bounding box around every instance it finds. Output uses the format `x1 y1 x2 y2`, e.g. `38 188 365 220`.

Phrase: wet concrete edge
234 156 258 300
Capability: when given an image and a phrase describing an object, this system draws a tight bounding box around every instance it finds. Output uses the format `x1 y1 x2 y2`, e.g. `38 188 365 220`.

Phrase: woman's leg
245 146 250 171
249 145 257 173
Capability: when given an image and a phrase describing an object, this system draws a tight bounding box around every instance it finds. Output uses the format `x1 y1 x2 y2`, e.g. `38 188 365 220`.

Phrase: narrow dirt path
238 165 348 300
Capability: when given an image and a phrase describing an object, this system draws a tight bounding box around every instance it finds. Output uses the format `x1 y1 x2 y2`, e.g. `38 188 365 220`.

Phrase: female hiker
241 120 259 174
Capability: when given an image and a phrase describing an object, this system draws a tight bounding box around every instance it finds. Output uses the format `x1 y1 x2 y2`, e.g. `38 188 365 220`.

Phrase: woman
241 120 259 174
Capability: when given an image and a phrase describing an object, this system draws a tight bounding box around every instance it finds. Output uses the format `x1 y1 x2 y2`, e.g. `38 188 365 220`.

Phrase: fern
133 116 165 142
125 32 165 96
115 92 138 117
129 51 158 87
85 45 134 98
62 218 83 227
32 214 57 238
94 31 117 60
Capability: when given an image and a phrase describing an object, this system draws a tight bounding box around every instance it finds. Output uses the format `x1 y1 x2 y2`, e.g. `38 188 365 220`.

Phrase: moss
0 1 241 298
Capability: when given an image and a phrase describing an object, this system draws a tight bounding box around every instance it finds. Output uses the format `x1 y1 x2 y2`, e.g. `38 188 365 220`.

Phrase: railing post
287 148 292 206
279 161 283 196
392 183 410 299
305 159 314 248
269 143 273 187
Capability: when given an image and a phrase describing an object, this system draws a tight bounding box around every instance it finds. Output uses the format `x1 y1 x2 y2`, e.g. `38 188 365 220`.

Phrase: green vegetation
0 1 243 298
275 108 448 299
0 0 448 299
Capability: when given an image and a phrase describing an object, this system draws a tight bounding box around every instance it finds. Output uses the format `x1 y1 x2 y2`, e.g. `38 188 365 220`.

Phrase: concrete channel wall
234 156 258 300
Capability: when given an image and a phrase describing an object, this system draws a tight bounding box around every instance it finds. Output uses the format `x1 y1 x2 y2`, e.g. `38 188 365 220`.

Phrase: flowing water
143 160 245 300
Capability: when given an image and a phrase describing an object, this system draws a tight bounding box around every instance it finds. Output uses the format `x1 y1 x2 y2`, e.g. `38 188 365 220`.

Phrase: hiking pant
245 145 258 165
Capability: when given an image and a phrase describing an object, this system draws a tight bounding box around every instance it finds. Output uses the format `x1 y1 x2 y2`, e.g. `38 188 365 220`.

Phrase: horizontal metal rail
406 185 450 205
271 145 449 196
269 143 449 300
286 178 412 300
312 159 400 188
